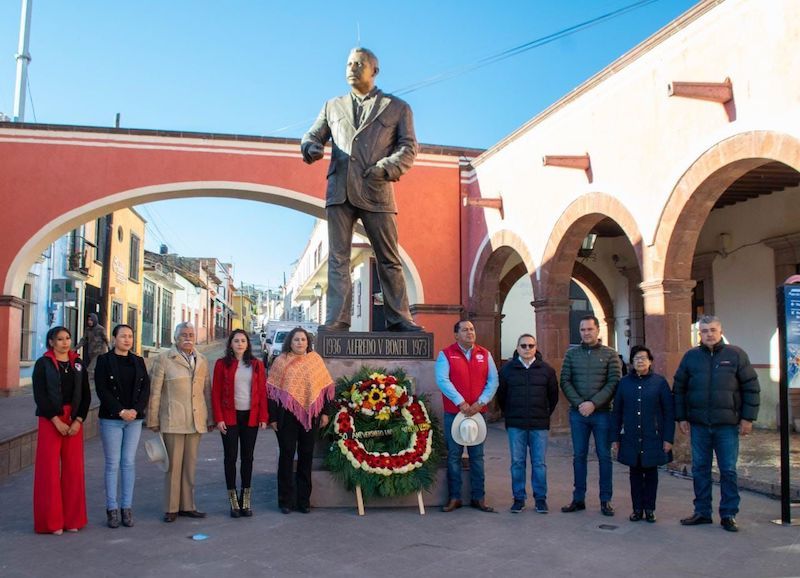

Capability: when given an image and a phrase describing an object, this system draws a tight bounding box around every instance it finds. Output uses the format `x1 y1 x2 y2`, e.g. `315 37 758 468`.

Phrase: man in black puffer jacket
497 334 558 514
674 315 760 533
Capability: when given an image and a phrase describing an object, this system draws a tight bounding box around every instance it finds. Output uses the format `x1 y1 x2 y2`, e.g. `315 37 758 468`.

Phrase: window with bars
20 279 36 360
142 280 156 347
127 305 138 352
129 233 141 282
111 300 123 325
160 289 174 347
95 215 110 264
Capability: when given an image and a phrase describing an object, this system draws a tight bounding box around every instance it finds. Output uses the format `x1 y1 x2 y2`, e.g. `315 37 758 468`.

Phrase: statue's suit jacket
301 90 418 213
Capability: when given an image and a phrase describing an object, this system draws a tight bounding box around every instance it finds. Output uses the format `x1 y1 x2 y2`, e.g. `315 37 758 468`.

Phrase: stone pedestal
310 461 449 509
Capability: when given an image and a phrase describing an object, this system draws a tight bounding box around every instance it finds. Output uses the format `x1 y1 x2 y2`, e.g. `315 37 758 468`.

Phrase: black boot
228 489 241 518
106 509 120 528
240 488 253 517
121 508 134 527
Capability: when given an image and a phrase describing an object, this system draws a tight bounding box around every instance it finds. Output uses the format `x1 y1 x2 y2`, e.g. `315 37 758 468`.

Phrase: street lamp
313 282 323 299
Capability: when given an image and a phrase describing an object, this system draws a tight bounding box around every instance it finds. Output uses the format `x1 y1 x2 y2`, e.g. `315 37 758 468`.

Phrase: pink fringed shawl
267 351 334 431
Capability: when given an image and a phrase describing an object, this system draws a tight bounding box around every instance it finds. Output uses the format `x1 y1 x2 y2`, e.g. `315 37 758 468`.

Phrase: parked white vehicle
262 321 318 365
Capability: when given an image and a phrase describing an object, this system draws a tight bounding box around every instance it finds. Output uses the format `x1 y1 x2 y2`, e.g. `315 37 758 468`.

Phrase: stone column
620 267 645 348
0 296 24 394
467 312 502 363
640 279 696 463
533 297 571 432
640 279 696 379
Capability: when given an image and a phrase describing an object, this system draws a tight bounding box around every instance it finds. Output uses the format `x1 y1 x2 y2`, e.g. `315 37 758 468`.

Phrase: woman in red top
212 329 268 517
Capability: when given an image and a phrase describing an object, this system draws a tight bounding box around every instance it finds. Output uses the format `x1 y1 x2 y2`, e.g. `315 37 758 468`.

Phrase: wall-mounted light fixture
578 233 598 259
313 282 323 299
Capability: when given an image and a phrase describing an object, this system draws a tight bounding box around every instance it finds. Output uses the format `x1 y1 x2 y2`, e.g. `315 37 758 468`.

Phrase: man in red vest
435 320 499 512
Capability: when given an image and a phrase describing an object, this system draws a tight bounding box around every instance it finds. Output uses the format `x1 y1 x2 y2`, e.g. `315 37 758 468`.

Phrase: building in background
199 258 234 340
19 208 146 379
285 219 397 331
232 287 255 332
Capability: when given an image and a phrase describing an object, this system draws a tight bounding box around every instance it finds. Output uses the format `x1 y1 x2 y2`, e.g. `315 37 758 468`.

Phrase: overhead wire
138 205 187 255
267 0 661 133
393 0 660 96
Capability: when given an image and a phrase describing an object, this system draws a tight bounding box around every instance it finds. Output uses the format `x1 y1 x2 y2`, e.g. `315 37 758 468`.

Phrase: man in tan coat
147 322 212 522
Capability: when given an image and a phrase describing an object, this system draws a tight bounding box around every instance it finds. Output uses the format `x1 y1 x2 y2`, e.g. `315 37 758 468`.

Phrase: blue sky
0 0 697 288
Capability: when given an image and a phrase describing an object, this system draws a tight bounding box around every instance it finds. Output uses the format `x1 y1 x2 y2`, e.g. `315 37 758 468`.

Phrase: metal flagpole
13 0 33 122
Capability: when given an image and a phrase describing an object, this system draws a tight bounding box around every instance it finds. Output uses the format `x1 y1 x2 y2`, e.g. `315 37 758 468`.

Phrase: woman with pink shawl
268 327 334 514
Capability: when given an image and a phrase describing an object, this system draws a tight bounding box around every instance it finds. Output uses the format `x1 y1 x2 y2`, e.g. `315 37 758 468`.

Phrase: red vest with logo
441 342 490 415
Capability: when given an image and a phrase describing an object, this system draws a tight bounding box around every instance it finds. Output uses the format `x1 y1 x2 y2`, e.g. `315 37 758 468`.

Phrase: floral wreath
325 366 441 498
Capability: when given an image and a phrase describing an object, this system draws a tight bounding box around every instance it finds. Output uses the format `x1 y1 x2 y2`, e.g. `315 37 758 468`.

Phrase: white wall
500 277 535 360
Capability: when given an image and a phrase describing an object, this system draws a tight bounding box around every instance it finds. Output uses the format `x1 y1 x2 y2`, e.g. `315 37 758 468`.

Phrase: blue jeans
444 412 485 501
99 418 143 510
507 427 548 501
690 424 740 517
569 409 613 502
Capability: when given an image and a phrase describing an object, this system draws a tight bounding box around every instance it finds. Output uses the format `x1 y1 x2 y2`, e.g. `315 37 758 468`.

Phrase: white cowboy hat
451 412 487 446
144 433 170 473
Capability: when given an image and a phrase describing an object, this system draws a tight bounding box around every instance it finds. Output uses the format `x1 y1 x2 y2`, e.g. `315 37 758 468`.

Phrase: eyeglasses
518 343 536 349
632 356 650 362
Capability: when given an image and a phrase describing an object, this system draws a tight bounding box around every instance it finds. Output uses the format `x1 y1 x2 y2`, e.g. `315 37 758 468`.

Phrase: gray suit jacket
301 89 417 213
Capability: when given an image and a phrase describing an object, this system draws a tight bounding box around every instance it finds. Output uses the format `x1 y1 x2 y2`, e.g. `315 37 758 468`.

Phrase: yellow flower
376 408 391 421
368 388 386 404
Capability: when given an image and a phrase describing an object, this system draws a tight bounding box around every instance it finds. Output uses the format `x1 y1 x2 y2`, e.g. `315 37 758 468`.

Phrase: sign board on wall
51 279 77 302
112 256 127 284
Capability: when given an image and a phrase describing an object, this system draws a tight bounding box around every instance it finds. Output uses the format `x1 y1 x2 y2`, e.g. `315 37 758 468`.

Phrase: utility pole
13 0 33 122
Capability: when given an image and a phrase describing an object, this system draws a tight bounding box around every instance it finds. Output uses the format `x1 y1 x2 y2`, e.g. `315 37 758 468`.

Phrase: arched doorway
468 230 536 363
654 131 800 428
537 193 644 430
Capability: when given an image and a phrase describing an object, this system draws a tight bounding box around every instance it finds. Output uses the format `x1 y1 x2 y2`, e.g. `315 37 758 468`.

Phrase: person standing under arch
147 322 213 522
560 315 622 516
674 315 760 532
94 324 150 528
212 329 268 518
32 326 90 534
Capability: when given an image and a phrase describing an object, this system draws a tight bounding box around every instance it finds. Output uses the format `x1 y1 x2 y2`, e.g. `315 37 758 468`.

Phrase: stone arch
534 193 643 432
468 229 536 360
3 180 425 303
537 192 644 299
573 261 615 348
644 130 800 379
652 130 800 282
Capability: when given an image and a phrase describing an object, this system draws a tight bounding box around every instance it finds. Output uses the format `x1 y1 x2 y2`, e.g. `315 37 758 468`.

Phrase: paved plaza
1 415 799 577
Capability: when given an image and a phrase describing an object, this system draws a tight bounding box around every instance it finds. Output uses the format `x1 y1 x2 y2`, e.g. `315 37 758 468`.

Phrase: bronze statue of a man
301 47 422 332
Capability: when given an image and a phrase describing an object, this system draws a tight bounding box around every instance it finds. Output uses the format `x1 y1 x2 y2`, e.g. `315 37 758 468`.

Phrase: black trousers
220 410 259 490
629 464 659 511
275 412 317 509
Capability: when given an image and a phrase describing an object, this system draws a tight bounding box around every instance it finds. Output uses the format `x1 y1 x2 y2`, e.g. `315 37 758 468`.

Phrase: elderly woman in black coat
611 345 674 523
